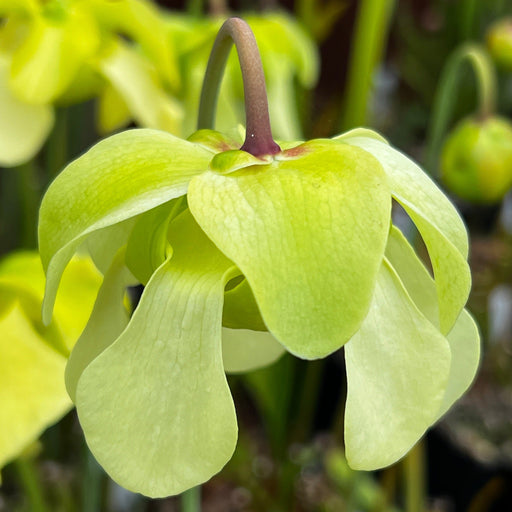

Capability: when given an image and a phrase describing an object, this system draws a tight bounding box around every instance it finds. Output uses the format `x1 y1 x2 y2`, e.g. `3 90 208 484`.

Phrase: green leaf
0 302 70 469
66 249 134 402
9 9 99 104
188 140 391 358
0 55 53 167
97 39 183 133
385 226 480 419
222 328 285 373
344 260 451 470
341 135 471 333
75 210 238 497
39 129 213 323
125 198 184 285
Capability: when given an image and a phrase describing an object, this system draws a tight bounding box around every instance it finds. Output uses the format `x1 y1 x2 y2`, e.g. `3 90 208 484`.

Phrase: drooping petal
90 0 180 90
344 260 451 470
84 218 136 275
66 250 135 402
385 226 480 419
436 310 480 419
222 328 285 373
340 134 470 333
75 210 238 497
9 9 99 105
0 302 70 469
97 39 183 134
0 55 53 167
188 141 391 359
39 129 213 323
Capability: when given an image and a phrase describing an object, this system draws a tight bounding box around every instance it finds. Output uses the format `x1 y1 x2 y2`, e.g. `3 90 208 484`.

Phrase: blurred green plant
0 0 182 167
426 43 512 203
0 251 101 473
487 17 512 70
37 16 479 499
441 116 512 203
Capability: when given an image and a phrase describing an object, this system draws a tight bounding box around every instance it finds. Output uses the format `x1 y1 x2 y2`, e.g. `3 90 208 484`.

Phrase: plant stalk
182 485 201 512
403 441 426 512
424 43 497 174
338 0 395 131
198 17 280 157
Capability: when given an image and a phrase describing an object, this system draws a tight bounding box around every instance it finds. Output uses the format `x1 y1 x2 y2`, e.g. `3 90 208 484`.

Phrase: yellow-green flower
39 126 479 497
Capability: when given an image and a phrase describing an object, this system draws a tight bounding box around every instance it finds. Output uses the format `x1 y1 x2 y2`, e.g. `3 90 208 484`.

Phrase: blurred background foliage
2 0 512 510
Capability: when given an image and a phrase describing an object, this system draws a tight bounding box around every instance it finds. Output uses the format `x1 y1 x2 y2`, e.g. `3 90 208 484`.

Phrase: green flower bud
486 18 512 70
441 116 512 203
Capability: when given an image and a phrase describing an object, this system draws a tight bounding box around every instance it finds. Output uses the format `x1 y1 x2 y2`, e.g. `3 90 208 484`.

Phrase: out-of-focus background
1 0 512 510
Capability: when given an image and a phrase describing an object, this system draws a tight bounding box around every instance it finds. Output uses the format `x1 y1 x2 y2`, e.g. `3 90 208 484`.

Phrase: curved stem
198 17 280 157
424 44 497 175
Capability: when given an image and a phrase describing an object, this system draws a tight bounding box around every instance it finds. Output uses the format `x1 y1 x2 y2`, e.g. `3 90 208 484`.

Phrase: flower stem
338 0 395 131
181 485 201 512
403 441 426 512
424 44 497 175
14 458 49 512
198 17 281 157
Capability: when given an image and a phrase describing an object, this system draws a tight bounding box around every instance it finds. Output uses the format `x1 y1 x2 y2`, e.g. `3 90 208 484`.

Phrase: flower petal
223 278 266 331
385 226 480 420
188 141 391 358
436 310 480 419
65 249 134 402
341 135 470 333
0 302 70 469
97 39 183 134
125 198 184 285
75 210 238 497
0 251 101 354
222 328 285 373
9 10 99 104
39 129 213 323
0 55 53 167
344 259 451 470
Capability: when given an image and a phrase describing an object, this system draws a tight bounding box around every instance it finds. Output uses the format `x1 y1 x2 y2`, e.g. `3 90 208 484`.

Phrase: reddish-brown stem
197 17 281 157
